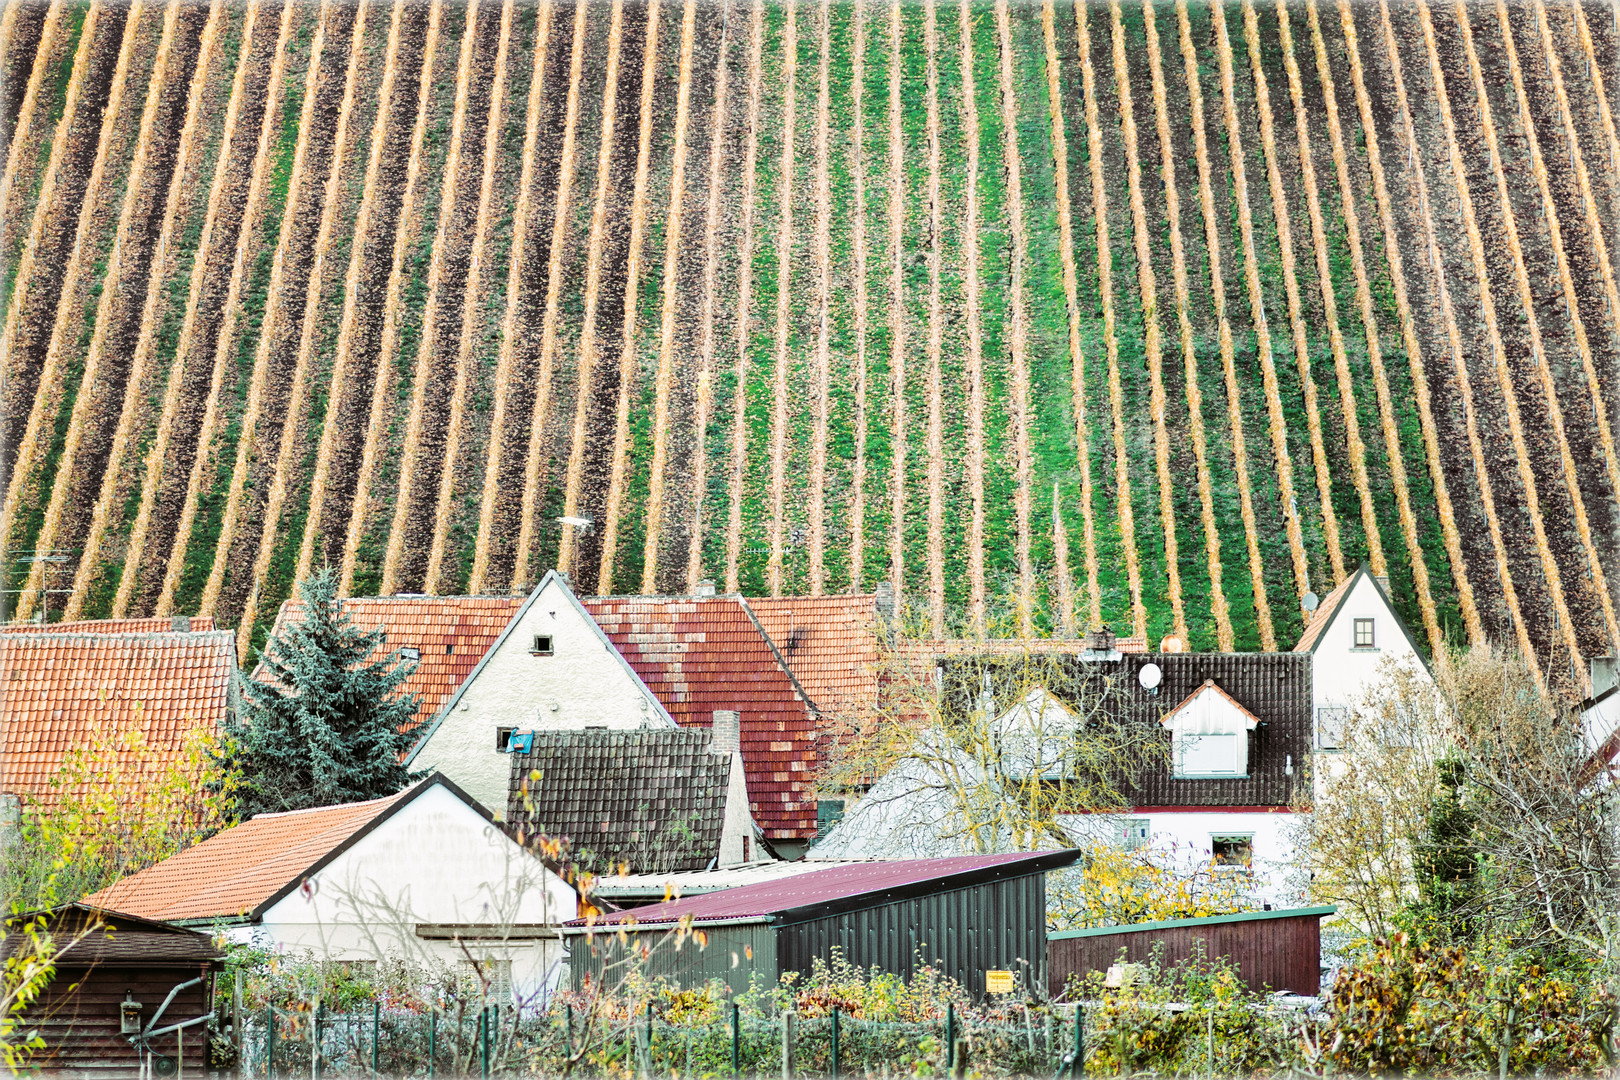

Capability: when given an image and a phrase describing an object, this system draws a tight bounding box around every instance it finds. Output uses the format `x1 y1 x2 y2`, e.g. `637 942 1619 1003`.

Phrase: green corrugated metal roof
1047 905 1337 940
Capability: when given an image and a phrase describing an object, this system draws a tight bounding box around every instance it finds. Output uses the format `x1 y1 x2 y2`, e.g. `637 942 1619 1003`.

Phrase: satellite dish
1139 663 1163 690
1302 591 1320 612
1160 635 1185 654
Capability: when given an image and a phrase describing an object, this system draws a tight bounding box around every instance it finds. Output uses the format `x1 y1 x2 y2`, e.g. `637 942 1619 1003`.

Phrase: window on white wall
531 634 555 655
1121 818 1150 850
1161 681 1258 779
1353 618 1375 648
1316 706 1348 751
1211 834 1253 870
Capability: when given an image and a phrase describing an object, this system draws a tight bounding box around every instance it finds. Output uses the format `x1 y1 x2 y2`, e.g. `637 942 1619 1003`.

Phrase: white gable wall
1309 574 1426 717
410 575 675 811
253 783 576 1003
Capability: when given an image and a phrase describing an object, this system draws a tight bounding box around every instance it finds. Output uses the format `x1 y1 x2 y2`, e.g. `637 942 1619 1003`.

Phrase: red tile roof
1293 573 1357 653
748 595 882 717
583 596 818 840
572 850 1083 925
263 596 524 730
0 630 236 807
85 791 408 921
2 616 216 634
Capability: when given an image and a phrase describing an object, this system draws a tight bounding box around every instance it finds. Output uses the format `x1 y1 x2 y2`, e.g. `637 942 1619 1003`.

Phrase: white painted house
407 571 677 811
87 776 577 1006
1292 562 1433 799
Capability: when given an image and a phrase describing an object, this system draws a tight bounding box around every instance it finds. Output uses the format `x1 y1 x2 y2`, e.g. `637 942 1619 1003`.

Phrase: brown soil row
119 1 294 617
381 0 509 595
22 1 213 620
0 0 61 245
297 0 433 586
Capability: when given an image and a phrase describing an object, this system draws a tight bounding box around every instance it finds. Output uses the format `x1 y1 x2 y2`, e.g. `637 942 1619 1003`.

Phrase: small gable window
1353 618 1375 648
531 634 554 656
1161 680 1259 779
495 726 515 752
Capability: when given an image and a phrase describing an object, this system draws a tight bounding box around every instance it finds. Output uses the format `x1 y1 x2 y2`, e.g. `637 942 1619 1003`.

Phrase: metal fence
235 1001 1090 1078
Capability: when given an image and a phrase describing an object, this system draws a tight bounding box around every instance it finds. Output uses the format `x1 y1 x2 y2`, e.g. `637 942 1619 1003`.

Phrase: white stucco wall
1309 575 1426 716
411 576 675 811
247 783 577 1006
717 753 764 867
1096 810 1304 909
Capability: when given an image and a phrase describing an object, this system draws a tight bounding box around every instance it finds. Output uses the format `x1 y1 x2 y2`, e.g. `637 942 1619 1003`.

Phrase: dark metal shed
564 851 1082 998
1046 905 1335 997
9 903 223 1079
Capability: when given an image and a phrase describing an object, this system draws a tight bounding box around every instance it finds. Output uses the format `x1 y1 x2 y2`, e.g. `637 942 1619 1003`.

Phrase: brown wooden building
10 903 222 1079
1047 905 1334 998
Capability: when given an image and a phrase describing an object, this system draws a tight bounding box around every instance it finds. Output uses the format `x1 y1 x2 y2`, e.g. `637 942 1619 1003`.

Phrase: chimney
696 580 716 597
1085 625 1116 653
710 710 740 755
875 580 896 621
170 615 190 633
1373 574 1391 595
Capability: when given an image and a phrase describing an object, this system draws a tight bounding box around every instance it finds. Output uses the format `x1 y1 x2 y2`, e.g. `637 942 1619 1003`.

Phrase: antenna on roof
1138 663 1163 696
1302 591 1320 613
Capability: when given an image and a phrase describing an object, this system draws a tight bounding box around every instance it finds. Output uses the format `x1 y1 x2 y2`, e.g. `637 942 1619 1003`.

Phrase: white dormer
1160 680 1260 779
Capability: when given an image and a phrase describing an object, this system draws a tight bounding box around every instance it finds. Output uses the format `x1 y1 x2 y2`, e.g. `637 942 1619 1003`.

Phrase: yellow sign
985 970 1016 994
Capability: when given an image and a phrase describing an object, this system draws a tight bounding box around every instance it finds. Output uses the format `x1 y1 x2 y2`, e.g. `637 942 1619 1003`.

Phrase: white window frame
1353 617 1376 649
1210 833 1255 871
1316 706 1349 751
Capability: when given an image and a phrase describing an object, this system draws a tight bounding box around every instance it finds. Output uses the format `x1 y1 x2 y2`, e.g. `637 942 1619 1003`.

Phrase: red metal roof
572 851 1081 925
583 596 818 841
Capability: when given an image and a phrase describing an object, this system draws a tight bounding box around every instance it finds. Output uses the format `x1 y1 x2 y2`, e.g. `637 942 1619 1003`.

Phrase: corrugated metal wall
568 923 779 997
1047 913 1323 997
777 874 1048 999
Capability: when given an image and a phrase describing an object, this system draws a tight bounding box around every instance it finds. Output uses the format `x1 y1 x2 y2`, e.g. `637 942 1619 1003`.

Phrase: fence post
372 999 379 1075
951 1036 968 1080
730 1003 741 1075
311 999 321 1080
427 1011 436 1079
480 1006 490 1080
267 1007 274 1080
1207 1005 1214 1079
565 1004 573 1056
233 971 243 1080
1071 1003 1083 1080
830 1009 839 1080
639 1001 652 1079
781 1011 795 1080
945 1003 954 1071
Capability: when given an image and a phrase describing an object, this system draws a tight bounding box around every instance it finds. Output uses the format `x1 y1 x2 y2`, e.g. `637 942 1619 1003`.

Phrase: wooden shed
1047 905 1334 997
10 903 222 1079
565 851 1083 998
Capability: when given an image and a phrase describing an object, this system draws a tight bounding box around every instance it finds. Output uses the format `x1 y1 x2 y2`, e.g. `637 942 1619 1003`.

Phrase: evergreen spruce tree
222 569 422 815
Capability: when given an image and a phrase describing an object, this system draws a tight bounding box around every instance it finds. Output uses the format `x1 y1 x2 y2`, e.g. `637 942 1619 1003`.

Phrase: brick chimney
696 580 716 597
170 615 190 633
711 710 741 755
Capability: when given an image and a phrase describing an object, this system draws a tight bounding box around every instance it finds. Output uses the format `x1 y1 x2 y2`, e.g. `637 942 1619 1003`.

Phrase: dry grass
765 0 797 597
963 0 986 632
925 0 943 633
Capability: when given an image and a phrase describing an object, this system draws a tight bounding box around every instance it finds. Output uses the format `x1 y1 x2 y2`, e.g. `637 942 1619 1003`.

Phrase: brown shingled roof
748 595 882 715
262 596 524 731
0 630 236 807
2 616 216 634
84 790 410 922
583 596 818 841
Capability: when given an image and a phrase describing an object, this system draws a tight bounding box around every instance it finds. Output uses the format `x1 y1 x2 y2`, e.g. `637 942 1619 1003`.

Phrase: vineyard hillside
1 0 1617 684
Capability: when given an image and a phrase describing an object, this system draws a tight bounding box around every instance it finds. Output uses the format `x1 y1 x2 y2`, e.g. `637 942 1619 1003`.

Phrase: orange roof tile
584 596 819 840
748 595 883 716
85 791 408 921
0 630 236 807
262 596 524 730
1293 573 1357 653
2 616 216 634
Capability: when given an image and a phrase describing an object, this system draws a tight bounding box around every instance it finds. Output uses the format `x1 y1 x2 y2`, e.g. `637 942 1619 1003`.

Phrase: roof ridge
0 628 234 642
248 791 404 820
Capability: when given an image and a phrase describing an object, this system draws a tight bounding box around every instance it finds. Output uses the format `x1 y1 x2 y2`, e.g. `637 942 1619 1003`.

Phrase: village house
86 774 576 1005
504 716 768 873
264 573 823 854
0 616 234 818
808 642 1312 907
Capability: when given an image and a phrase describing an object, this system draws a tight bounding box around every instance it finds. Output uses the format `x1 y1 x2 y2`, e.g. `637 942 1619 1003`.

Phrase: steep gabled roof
82 775 484 922
748 594 882 715
0 630 236 807
1159 680 1264 731
583 595 819 840
2 616 216 634
1293 563 1428 666
507 728 730 873
263 595 525 733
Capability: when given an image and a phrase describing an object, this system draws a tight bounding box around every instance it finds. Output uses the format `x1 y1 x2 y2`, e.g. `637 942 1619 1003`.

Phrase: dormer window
1160 680 1260 779
1353 618 1375 648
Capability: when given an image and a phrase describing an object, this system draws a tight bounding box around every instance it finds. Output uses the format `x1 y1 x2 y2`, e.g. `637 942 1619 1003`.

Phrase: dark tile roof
507 729 730 874
569 849 1084 926
939 652 1311 808
11 905 223 967
583 596 818 840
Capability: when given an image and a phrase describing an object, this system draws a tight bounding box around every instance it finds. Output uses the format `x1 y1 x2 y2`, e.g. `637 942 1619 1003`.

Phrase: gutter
559 915 776 936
